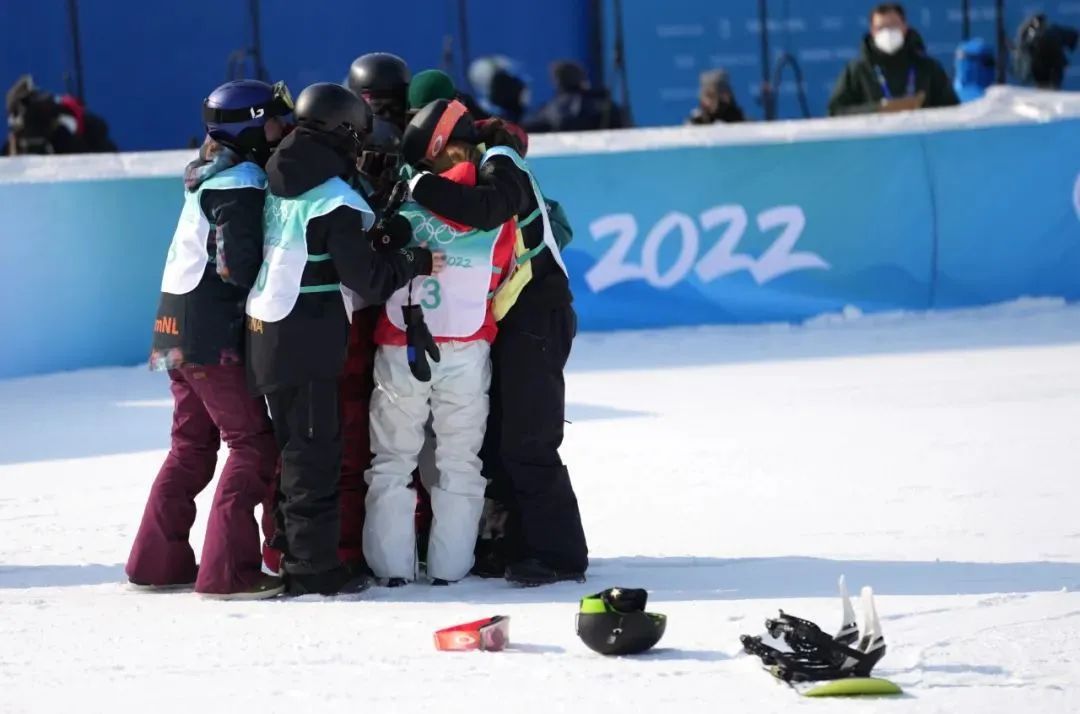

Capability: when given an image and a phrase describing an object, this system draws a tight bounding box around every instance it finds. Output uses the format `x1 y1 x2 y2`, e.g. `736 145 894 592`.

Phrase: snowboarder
363 99 515 585
405 104 588 586
259 58 414 576
127 79 294 600
246 82 441 596
347 52 412 131
344 52 441 573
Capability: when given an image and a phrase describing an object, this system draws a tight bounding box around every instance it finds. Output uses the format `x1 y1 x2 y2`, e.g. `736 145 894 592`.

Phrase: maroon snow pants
127 364 277 594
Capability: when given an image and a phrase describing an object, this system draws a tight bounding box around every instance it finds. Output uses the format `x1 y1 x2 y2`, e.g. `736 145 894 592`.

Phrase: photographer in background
828 3 958 116
1015 15 1078 90
4 75 116 156
686 69 746 125
524 60 627 133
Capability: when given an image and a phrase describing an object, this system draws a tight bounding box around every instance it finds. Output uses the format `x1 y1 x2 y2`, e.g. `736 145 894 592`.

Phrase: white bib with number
246 177 374 323
160 161 266 295
384 203 502 338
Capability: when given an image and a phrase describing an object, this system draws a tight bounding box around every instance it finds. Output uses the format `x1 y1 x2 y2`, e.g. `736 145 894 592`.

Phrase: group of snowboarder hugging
124 53 589 599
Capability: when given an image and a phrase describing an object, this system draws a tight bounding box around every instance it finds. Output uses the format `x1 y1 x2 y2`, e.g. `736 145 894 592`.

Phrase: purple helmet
202 79 294 146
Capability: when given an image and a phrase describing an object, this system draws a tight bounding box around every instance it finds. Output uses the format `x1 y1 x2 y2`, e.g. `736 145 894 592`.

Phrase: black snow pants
482 303 588 573
266 379 344 577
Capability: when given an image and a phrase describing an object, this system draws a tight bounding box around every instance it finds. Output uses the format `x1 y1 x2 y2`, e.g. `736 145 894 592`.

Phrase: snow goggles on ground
434 615 510 652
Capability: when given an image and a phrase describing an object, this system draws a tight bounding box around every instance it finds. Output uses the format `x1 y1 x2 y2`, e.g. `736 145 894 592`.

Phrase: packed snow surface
2 299 1080 713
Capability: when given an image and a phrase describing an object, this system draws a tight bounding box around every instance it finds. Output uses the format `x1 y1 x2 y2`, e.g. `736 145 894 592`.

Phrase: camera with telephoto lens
1014 14 1078 89
6 76 63 154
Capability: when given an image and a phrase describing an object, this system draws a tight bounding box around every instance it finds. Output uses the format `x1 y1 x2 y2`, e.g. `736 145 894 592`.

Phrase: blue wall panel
0 176 175 377
532 134 937 329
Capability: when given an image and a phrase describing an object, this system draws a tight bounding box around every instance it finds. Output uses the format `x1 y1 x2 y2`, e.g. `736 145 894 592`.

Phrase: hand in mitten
371 214 413 252
403 244 445 276
403 304 440 382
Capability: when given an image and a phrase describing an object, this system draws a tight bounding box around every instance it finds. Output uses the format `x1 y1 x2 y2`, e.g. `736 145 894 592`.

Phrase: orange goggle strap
426 99 468 161
433 615 510 651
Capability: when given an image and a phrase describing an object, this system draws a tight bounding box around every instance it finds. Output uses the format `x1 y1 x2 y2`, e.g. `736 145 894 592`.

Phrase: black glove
369 180 412 251
402 246 434 276
403 304 440 382
371 213 413 252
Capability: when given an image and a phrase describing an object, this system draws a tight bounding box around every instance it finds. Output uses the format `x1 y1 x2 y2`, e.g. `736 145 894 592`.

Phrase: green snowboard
801 677 903 697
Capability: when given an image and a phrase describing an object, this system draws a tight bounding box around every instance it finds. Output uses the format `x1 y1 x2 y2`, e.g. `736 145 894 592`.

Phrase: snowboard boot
285 564 373 597
128 566 198 592
128 578 197 593
200 574 285 601
505 558 586 587
471 537 508 579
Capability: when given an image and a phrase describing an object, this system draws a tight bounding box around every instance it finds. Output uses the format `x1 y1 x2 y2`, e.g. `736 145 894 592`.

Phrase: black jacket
523 90 627 133
828 30 959 116
247 128 429 393
150 164 265 370
687 102 746 125
411 152 571 326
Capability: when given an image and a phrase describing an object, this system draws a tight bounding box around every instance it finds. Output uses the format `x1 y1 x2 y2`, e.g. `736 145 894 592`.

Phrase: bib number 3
419 277 442 309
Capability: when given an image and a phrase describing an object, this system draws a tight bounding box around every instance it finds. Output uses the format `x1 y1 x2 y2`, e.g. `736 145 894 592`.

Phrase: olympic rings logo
401 210 469 246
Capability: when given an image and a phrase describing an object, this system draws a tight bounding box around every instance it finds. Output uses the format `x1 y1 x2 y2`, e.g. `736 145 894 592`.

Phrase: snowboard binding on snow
741 576 886 683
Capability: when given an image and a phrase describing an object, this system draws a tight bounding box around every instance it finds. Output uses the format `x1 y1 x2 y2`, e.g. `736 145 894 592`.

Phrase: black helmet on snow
576 587 667 656
401 98 477 168
294 82 372 156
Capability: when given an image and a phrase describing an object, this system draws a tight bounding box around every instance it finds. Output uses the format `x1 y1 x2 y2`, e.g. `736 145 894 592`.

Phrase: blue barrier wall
0 90 1078 379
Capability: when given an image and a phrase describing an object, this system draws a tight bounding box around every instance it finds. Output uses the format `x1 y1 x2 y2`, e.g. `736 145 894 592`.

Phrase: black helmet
576 588 667 656
401 98 477 167
348 52 412 98
348 52 411 128
294 82 372 155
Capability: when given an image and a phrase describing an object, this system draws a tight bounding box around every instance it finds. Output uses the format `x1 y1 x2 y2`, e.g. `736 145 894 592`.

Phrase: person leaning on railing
827 3 958 116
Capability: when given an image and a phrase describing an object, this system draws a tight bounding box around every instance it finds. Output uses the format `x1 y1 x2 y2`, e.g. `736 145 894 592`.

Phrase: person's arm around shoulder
408 155 529 231
320 205 438 304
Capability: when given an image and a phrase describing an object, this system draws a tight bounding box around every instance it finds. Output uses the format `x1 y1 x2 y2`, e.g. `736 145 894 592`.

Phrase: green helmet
576 587 667 656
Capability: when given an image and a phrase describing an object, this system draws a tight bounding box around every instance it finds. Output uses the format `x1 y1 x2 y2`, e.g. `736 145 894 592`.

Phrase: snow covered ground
2 298 1080 713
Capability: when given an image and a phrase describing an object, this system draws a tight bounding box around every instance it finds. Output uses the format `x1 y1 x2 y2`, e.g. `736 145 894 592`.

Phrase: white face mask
873 27 906 55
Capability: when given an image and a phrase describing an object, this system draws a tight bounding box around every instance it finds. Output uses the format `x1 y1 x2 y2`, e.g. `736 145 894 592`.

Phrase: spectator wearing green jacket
828 3 959 116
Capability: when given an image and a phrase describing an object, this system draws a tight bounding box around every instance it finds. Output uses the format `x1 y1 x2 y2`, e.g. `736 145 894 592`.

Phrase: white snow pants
364 341 490 581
